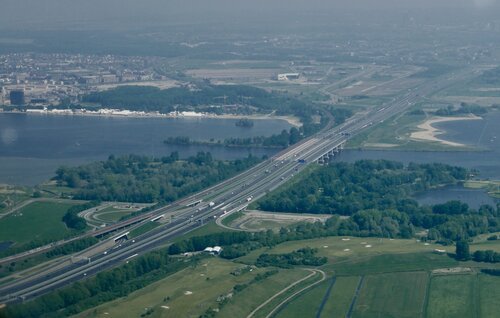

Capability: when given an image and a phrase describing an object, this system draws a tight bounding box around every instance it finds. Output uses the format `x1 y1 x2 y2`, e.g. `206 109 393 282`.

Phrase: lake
414 185 498 210
0 113 292 185
338 111 500 180
1 111 500 191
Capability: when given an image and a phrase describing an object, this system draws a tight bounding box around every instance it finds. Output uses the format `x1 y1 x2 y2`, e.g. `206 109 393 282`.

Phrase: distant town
0 53 303 110
0 53 172 108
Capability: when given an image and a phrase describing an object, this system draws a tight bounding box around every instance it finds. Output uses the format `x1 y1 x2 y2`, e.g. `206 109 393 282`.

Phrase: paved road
0 66 481 304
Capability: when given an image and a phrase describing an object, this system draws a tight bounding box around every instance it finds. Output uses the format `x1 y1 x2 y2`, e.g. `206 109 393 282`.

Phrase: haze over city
0 1 500 317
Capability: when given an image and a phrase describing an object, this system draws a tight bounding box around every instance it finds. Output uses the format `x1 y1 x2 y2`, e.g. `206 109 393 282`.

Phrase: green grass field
236 236 451 269
0 201 77 246
174 220 235 243
220 211 244 227
331 253 458 276
320 276 361 317
478 274 500 318
129 221 161 238
426 274 478 318
351 272 428 318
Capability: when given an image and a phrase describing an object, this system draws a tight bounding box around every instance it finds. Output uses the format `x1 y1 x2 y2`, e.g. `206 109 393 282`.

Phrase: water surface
0 113 291 185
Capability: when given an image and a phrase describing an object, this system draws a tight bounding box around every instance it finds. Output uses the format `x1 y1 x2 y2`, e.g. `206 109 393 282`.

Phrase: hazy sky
1 0 499 30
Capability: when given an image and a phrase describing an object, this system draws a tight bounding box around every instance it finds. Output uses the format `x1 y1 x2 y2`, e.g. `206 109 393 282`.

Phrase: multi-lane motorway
0 67 480 304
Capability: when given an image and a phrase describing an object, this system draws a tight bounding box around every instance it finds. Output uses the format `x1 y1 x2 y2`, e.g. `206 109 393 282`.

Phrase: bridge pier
316 141 345 165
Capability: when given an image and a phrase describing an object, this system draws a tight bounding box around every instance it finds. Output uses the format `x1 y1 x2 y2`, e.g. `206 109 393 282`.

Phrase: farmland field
478 274 500 318
351 272 428 318
320 276 361 317
426 274 477 318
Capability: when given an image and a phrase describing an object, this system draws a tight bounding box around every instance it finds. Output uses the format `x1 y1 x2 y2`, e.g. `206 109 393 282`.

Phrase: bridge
316 140 346 165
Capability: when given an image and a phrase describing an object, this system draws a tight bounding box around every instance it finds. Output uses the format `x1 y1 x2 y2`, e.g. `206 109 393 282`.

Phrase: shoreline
410 115 482 147
1 109 301 127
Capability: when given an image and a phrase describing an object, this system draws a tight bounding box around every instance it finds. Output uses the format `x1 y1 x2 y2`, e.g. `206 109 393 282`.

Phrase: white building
277 73 300 81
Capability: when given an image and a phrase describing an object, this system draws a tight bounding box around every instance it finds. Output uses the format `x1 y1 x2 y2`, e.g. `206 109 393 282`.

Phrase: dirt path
264 269 327 318
246 268 326 318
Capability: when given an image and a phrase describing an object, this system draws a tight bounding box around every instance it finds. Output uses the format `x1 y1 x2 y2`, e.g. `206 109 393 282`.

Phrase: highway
0 67 480 304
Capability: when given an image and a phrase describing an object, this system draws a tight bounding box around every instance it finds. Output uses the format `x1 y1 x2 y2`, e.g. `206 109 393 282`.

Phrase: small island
235 118 254 128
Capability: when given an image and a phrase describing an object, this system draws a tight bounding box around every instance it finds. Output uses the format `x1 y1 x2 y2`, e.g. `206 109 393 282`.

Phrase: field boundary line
345 275 364 318
422 271 432 318
316 276 337 318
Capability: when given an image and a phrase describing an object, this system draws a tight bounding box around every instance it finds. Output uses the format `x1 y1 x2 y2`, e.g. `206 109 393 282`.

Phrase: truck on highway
209 201 215 207
246 197 252 202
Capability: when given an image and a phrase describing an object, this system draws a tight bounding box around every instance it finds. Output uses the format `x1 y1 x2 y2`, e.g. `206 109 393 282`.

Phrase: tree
455 241 471 261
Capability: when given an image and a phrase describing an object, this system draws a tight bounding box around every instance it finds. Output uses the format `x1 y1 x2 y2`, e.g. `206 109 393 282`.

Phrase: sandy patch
216 114 302 127
432 267 472 275
364 143 399 148
410 115 482 147
475 87 500 92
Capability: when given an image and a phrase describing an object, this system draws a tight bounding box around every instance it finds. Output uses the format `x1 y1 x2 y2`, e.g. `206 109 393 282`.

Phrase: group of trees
256 247 327 268
165 127 303 149
473 249 500 263
235 118 254 127
455 241 500 263
54 152 261 203
224 127 302 148
257 160 467 215
1 250 197 318
435 103 487 116
255 160 500 242
62 201 100 230
81 84 321 122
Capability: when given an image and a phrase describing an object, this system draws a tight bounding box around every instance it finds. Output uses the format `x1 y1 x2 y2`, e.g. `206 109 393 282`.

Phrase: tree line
256 247 327 268
455 240 500 263
165 127 304 149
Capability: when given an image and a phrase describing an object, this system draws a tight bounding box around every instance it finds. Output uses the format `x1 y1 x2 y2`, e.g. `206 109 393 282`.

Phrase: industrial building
9 90 25 105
